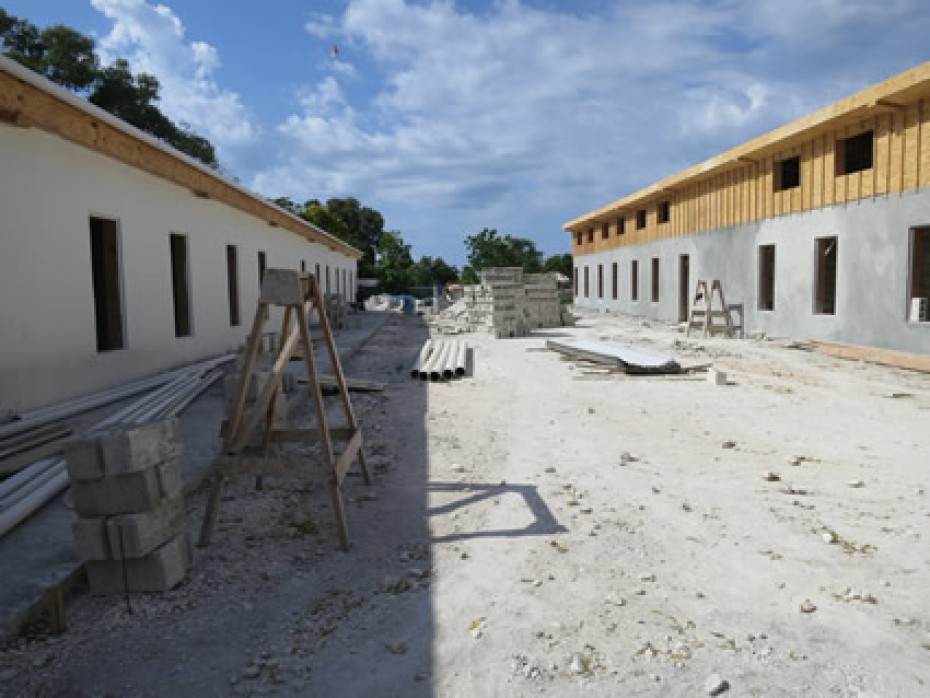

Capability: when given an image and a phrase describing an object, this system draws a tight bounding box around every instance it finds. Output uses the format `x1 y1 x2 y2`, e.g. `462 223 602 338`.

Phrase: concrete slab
0 310 390 641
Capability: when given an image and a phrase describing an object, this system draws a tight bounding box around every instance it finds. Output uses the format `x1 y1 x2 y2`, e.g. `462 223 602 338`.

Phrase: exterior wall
573 190 930 353
0 125 356 412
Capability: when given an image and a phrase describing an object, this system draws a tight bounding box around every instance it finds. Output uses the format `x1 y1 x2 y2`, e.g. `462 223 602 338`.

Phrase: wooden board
809 339 930 373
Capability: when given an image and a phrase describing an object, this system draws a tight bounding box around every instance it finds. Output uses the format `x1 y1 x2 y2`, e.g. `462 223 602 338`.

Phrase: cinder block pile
65 419 191 593
432 267 564 338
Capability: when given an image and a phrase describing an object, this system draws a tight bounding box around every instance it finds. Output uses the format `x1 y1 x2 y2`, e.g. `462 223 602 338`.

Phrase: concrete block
71 461 182 517
85 532 192 594
73 495 187 561
65 419 181 481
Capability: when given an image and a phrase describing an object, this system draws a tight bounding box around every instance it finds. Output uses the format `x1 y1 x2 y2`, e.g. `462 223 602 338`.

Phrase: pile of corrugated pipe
0 354 233 538
409 339 468 381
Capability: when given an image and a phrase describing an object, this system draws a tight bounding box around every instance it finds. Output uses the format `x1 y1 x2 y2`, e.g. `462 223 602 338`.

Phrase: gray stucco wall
573 189 930 353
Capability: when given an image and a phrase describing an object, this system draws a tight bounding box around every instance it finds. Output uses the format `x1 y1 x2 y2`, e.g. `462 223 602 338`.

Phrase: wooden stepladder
686 279 734 338
199 268 370 551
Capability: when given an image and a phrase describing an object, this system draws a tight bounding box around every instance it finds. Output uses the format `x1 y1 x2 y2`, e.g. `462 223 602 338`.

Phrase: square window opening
836 131 873 175
774 156 800 191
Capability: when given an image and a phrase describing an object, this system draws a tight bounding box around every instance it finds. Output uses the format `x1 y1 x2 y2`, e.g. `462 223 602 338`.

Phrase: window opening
89 217 125 351
658 201 671 224
814 236 838 315
774 156 800 191
758 244 775 311
651 257 660 302
909 227 930 322
611 262 618 300
631 260 639 301
636 209 647 230
170 234 192 337
836 131 873 175
226 245 240 326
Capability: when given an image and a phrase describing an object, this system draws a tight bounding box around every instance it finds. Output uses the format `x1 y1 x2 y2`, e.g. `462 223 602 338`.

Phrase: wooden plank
809 339 930 373
335 429 363 484
875 113 890 195
904 102 920 190
296 374 386 392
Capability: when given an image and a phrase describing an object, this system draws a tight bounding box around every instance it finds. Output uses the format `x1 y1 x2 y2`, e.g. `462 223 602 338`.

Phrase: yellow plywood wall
573 97 930 256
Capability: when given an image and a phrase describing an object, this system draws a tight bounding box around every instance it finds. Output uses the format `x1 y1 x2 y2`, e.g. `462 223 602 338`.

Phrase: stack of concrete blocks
431 267 564 337
480 267 526 338
522 273 563 329
65 419 191 593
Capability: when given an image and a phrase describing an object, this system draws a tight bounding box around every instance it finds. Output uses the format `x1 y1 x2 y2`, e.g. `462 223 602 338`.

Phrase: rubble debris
546 338 681 375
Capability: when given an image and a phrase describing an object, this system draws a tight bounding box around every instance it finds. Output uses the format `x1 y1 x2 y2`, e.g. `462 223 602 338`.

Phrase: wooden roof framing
0 57 362 260
565 60 930 233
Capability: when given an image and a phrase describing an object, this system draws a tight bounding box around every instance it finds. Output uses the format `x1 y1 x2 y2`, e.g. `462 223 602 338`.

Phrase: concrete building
0 57 361 413
565 61 930 353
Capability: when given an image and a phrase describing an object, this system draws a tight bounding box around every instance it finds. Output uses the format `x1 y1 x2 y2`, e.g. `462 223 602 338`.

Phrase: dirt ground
1 309 929 697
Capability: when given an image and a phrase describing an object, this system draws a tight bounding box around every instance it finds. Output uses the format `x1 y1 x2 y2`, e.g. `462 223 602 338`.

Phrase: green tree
464 227 543 277
300 200 353 244
324 197 384 276
1 9 217 168
542 253 573 279
377 231 414 294
409 255 459 287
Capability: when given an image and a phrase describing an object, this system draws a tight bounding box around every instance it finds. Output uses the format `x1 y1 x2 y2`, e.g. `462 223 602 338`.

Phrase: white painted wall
573 190 930 353
0 126 357 412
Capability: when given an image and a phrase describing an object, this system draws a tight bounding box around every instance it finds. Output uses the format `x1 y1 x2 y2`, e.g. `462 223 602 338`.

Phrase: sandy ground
1 309 929 697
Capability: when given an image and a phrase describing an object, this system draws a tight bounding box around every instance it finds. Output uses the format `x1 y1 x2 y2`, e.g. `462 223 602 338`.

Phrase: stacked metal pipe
0 354 232 538
410 339 468 382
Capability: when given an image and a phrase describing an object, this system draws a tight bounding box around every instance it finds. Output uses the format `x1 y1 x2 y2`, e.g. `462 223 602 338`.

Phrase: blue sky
5 1 930 267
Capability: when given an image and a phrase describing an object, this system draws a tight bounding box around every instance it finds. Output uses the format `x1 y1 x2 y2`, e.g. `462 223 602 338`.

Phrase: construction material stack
432 267 565 337
64 419 191 593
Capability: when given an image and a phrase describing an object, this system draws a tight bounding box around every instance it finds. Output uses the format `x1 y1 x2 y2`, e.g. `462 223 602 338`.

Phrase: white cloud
90 0 259 151
84 0 930 264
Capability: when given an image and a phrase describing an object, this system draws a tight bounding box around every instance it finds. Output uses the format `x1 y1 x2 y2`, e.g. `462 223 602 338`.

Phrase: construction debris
432 268 567 337
545 338 681 375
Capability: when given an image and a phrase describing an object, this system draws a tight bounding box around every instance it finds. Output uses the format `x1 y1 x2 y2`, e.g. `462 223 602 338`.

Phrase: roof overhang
564 60 930 232
0 56 363 260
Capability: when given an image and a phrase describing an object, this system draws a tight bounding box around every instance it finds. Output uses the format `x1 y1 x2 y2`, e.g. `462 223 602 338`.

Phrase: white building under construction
566 61 930 353
0 57 361 414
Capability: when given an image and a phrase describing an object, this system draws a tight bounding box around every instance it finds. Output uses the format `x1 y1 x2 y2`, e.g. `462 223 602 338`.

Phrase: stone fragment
705 673 729 695
799 599 817 614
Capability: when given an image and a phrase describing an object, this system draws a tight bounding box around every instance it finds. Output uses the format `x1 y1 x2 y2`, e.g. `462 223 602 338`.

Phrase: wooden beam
808 339 930 373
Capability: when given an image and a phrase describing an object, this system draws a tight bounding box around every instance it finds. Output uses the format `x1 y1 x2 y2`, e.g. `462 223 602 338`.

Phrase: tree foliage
376 231 415 294
542 253 573 279
0 9 217 168
463 227 543 280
